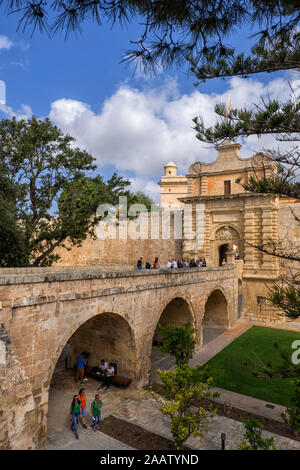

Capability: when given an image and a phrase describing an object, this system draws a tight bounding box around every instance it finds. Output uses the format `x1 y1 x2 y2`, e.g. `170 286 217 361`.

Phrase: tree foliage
156 322 197 367
238 418 277 450
267 273 300 320
0 116 139 267
281 378 300 432
151 364 217 450
1 0 300 76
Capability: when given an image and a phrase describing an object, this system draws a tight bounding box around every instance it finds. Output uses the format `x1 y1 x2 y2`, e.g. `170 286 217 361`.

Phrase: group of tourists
136 256 207 270
167 258 207 268
71 355 116 439
137 256 160 270
70 388 102 439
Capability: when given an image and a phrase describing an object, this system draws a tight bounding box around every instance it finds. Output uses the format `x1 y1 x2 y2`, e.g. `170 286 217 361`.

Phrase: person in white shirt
98 359 108 375
100 362 115 391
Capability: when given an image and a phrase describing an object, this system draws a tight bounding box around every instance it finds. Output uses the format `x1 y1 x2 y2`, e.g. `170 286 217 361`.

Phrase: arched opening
45 312 137 446
202 290 228 345
214 225 243 266
151 297 194 376
219 243 229 266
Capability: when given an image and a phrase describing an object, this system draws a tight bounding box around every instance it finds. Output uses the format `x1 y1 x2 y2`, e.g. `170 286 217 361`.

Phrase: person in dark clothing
137 257 143 270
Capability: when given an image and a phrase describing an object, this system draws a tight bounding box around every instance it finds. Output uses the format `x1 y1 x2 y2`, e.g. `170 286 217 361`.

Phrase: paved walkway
42 426 135 450
190 319 252 367
109 395 300 451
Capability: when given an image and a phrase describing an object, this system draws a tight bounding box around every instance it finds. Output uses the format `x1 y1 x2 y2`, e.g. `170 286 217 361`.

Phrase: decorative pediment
188 162 202 175
215 225 240 241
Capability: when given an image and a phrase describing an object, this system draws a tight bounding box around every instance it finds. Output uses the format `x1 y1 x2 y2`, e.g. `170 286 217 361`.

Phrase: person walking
78 388 87 429
91 394 102 431
70 395 81 439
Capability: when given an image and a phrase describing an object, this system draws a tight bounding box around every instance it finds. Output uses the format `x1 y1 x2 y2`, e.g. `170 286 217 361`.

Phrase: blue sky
0 11 296 202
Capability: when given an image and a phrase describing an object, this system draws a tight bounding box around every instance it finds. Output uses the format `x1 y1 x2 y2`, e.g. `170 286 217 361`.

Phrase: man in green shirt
91 394 102 431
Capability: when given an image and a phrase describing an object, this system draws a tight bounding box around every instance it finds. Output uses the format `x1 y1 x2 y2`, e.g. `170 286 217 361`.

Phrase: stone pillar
182 202 195 256
200 174 208 195
261 206 279 271
226 249 235 265
243 207 257 268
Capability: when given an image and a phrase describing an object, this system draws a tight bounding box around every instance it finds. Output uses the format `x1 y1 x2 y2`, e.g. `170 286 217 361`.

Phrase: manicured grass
205 325 300 407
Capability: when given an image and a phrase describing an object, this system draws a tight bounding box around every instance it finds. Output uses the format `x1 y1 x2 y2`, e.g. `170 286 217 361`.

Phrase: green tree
238 418 277 450
151 365 217 450
2 1 299 76
281 378 300 433
0 161 28 267
132 191 160 212
156 322 197 367
0 116 138 267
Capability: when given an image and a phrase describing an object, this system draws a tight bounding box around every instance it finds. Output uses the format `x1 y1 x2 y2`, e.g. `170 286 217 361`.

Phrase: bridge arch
50 310 139 384
152 295 197 346
202 288 229 328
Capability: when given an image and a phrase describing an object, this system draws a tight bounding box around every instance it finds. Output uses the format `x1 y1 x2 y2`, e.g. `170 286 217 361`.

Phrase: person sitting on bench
100 362 115 391
97 359 108 377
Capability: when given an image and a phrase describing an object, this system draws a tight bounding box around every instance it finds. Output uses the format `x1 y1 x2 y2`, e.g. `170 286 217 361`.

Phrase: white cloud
1 73 295 201
0 103 33 120
49 74 295 203
129 177 161 203
0 35 14 50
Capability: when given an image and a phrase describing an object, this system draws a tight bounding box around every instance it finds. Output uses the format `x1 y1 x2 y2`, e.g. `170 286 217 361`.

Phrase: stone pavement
114 395 300 450
41 369 300 451
189 319 252 367
42 426 134 450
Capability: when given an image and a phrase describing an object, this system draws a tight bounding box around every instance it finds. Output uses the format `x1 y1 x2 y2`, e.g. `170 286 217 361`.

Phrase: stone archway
214 225 242 266
46 312 138 444
151 297 195 375
153 297 195 345
202 289 228 345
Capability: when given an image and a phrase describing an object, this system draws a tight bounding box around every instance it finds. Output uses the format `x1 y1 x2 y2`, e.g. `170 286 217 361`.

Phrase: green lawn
205 325 300 407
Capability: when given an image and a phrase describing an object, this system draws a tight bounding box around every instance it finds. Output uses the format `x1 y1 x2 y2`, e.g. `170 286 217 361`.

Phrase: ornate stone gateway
215 225 242 266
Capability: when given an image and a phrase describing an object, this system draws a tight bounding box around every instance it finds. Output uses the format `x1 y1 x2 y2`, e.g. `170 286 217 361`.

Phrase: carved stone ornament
215 225 240 241
189 162 202 175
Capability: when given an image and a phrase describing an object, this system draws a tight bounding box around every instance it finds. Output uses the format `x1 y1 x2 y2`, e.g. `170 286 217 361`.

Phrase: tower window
224 180 231 195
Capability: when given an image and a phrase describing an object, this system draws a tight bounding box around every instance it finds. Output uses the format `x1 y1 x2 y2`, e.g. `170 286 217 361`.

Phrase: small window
224 180 231 195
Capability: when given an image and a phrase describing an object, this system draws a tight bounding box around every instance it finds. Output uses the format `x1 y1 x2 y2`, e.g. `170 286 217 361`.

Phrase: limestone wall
54 212 182 267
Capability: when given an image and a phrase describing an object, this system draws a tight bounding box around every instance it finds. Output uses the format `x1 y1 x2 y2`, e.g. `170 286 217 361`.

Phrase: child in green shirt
70 395 81 439
91 394 102 431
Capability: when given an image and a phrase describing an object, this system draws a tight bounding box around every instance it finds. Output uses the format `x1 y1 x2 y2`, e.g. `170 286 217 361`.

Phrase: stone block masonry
0 265 238 449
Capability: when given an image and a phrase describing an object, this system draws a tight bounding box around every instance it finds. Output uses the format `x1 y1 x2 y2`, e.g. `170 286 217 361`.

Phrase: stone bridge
0 265 238 449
